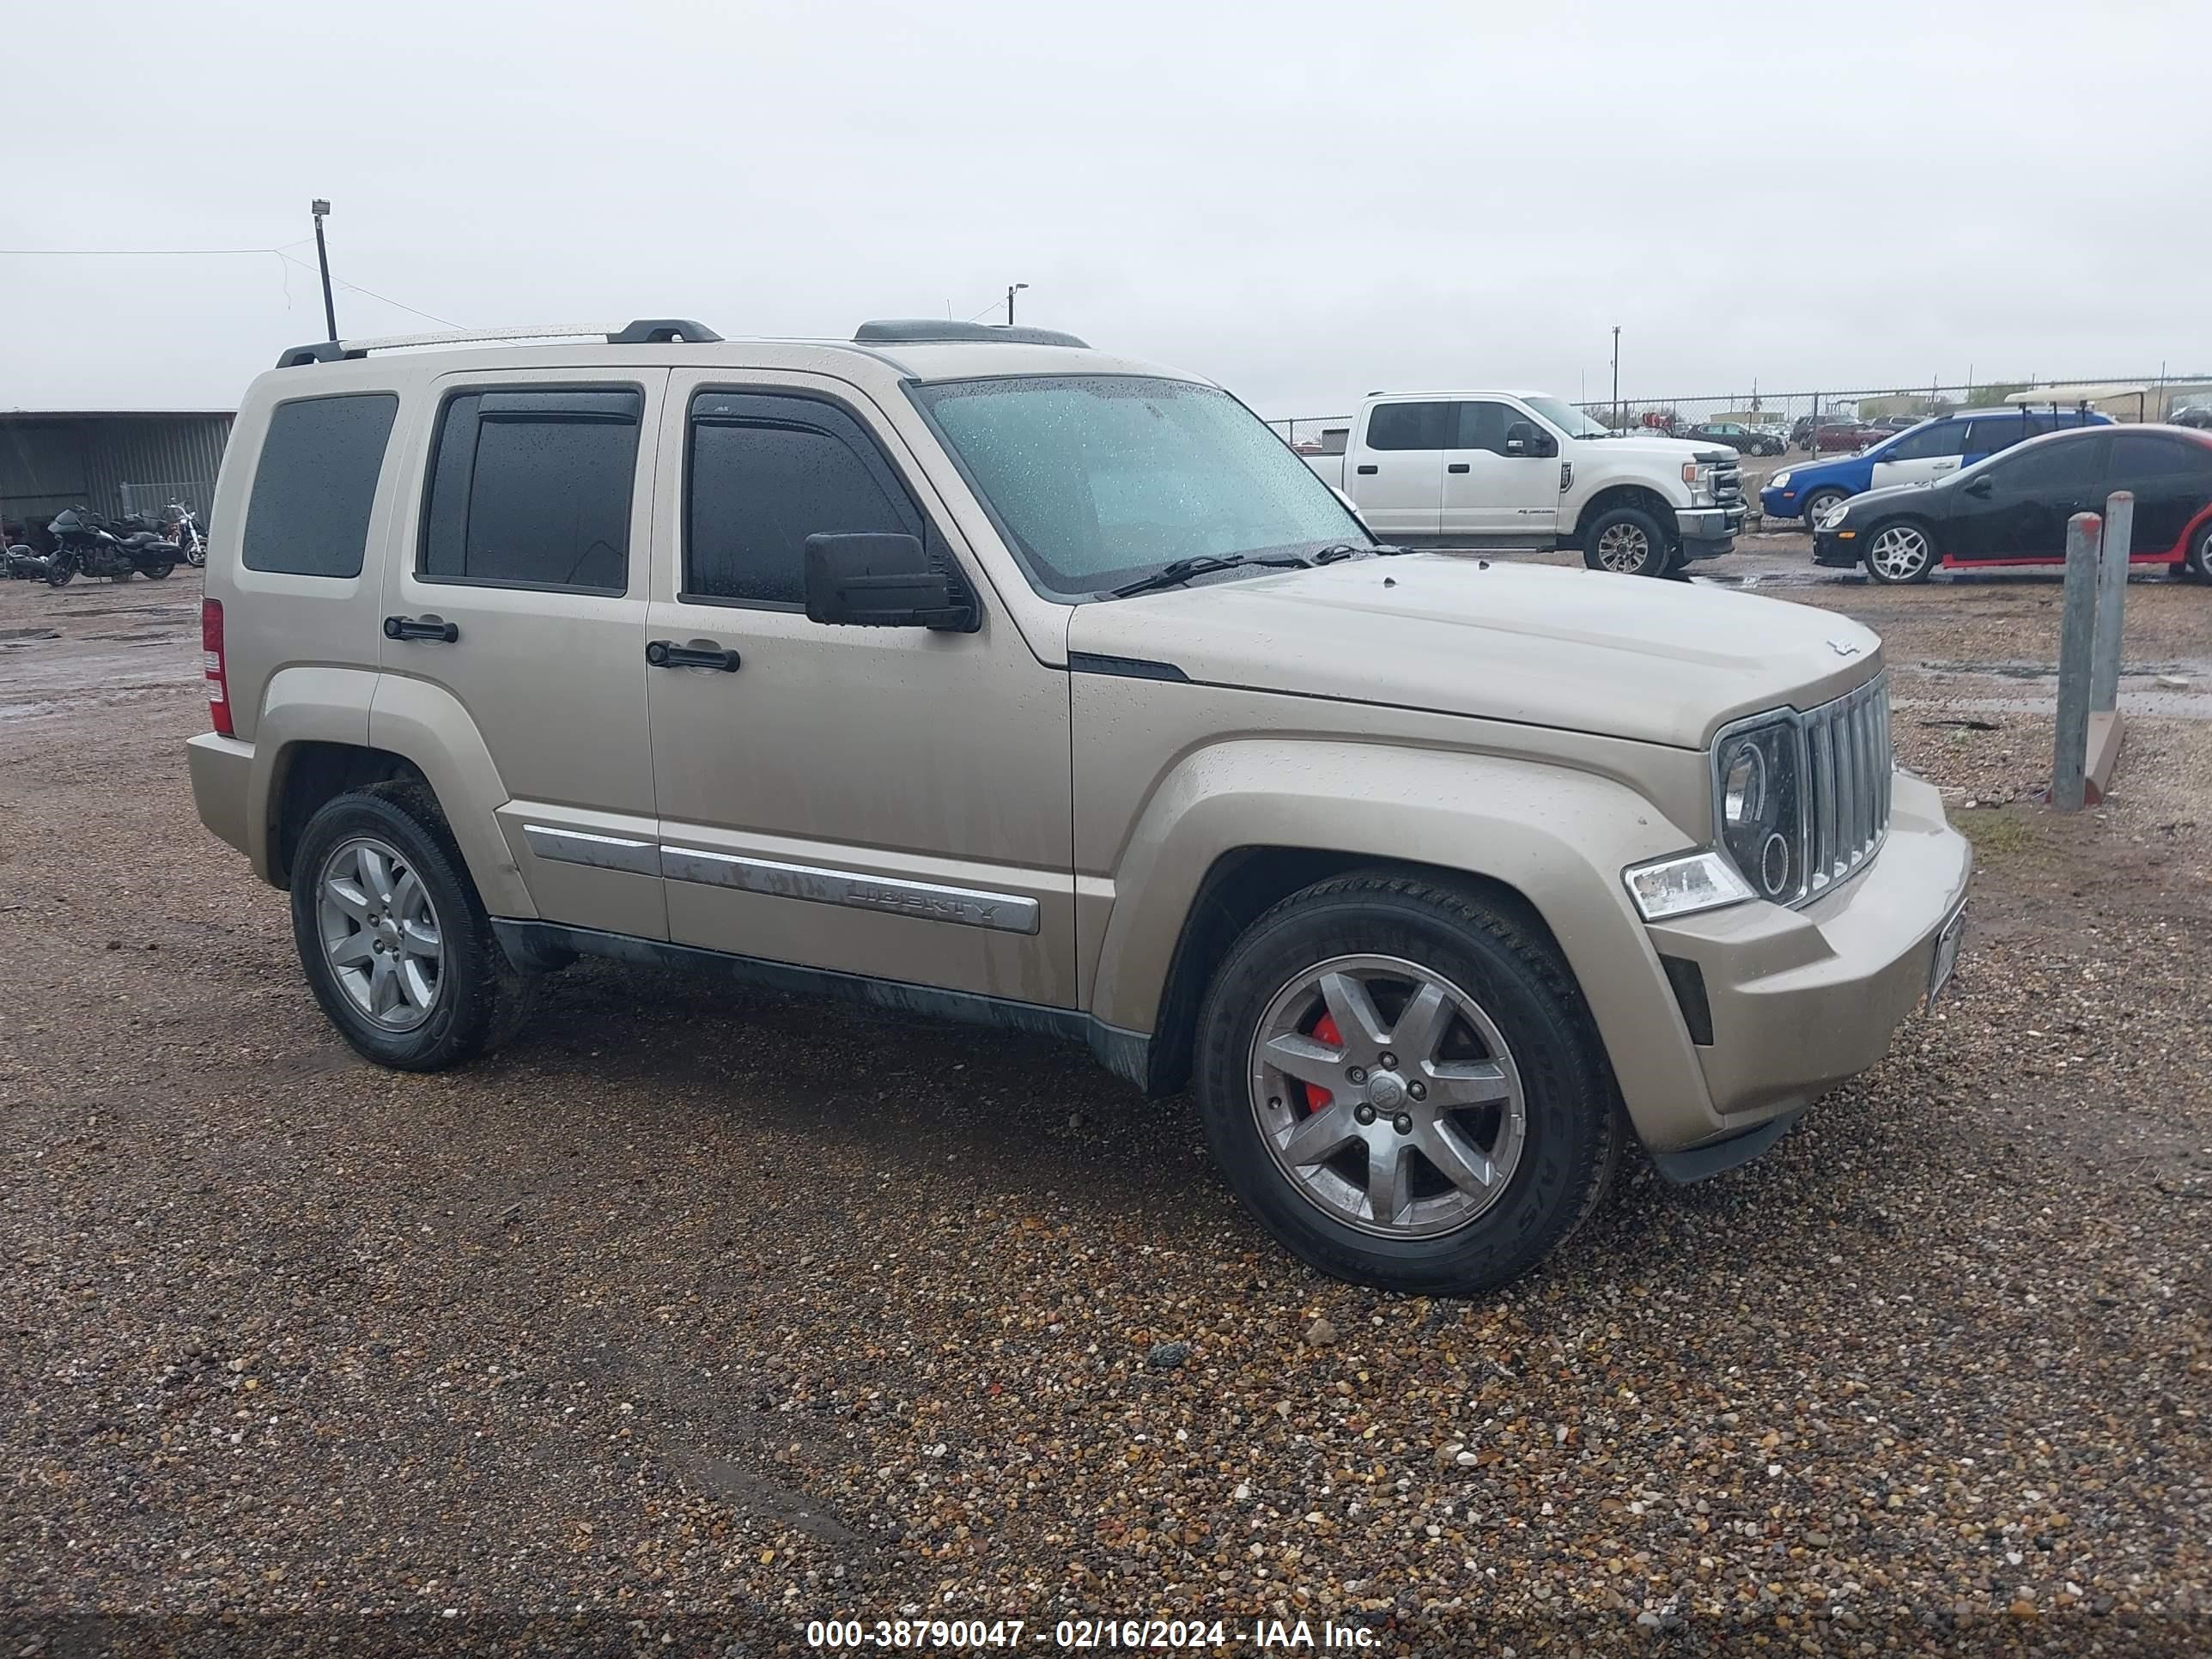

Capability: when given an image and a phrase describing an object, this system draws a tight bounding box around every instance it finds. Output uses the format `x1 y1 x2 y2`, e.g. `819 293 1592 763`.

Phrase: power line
275 253 465 330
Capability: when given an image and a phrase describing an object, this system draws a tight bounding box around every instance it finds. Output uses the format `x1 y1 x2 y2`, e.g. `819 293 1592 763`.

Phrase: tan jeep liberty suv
187 317 1972 1296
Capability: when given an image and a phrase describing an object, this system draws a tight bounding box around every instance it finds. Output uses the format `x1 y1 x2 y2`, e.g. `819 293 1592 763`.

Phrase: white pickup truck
1302 392 1747 577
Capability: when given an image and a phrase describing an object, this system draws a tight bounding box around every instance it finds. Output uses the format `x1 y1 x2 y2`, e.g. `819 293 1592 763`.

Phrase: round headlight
1771 470 1793 489
1723 745 1767 825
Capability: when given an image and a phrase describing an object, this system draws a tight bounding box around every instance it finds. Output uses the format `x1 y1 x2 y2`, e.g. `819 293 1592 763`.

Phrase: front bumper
1637 770 1972 1149
1759 486 1803 520
1674 504 1745 559
1811 526 1861 567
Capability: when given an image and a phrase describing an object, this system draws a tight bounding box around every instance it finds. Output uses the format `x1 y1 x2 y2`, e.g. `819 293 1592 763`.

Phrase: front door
1439 399 1559 541
1868 419 1971 491
376 368 669 940
1949 432 2110 562
1351 401 1449 538
641 373 1076 1009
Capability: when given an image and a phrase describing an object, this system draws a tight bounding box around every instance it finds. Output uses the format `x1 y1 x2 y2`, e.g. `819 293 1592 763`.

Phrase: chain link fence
1269 374 2212 461
118 479 216 522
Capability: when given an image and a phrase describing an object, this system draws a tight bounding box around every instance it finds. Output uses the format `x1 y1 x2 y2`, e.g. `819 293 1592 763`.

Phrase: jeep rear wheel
289 783 537 1071
1194 874 1620 1297
1581 505 1672 577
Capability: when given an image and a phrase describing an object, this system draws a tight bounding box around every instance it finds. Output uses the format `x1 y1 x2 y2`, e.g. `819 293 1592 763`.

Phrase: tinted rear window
420 389 640 592
241 394 399 577
1365 402 1454 451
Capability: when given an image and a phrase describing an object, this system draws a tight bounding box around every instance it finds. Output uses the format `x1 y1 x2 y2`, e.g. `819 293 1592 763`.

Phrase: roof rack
275 318 722 368
853 319 1090 349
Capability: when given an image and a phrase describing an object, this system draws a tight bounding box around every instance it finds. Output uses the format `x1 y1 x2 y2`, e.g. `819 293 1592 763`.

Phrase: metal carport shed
2 410 233 548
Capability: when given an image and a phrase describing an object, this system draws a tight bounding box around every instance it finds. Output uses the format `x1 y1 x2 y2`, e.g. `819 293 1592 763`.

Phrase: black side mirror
1504 421 1556 459
1963 475 1994 498
804 532 976 630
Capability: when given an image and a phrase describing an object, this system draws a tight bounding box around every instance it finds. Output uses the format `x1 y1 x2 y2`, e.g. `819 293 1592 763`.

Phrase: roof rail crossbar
853 319 1090 349
276 319 722 368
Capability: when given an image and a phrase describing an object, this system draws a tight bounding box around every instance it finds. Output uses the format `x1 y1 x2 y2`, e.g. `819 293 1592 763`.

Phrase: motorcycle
38 507 180 586
167 503 209 567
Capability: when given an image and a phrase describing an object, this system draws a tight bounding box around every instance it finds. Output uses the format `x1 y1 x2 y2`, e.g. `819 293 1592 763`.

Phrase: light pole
1610 325 1621 429
1006 282 1029 326
311 199 337 343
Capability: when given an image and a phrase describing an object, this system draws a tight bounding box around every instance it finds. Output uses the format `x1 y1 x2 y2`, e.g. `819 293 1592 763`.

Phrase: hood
1835 478 1943 519
1571 433 1723 465
1067 556 1882 750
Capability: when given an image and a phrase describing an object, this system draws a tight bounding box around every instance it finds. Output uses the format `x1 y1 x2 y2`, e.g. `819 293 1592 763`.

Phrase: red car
1811 421 1882 453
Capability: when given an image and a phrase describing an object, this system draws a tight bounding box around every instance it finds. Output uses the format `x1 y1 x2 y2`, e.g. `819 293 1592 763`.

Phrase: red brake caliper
1304 1013 1342 1114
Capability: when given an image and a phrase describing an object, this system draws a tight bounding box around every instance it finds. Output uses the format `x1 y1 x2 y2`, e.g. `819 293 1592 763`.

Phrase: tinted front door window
686 398 915 607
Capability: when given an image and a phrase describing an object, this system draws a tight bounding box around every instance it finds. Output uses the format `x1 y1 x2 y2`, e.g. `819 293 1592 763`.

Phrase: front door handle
1446 463 1470 474
646 639 742 672
384 615 459 643
1355 464 1379 476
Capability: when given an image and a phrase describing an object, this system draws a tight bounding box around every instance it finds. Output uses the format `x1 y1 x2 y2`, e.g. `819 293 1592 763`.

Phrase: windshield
1521 395 1613 439
911 375 1368 598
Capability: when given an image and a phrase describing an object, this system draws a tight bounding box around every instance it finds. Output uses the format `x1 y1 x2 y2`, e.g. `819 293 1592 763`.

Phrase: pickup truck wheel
1582 506 1671 577
289 784 537 1071
1194 875 1620 1297
1863 520 1936 584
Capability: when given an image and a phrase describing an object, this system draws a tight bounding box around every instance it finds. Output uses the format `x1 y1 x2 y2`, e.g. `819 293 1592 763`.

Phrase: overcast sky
5 1 2205 416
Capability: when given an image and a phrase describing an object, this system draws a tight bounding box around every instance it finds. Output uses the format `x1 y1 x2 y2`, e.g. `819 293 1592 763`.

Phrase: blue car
1762 406 2111 527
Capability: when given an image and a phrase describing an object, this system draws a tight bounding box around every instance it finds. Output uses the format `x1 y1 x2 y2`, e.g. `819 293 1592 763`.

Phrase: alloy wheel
316 836 445 1030
1247 954 1527 1239
1595 522 1653 573
1868 524 1933 582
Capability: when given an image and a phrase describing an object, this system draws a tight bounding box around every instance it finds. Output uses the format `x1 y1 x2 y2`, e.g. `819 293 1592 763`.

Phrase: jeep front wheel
1581 505 1672 577
1194 874 1620 1297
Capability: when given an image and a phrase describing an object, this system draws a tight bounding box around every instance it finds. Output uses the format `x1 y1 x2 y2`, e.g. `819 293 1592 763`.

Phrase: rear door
1949 431 2111 562
2106 429 2212 556
377 368 669 939
1439 398 1558 540
1868 420 1970 490
1349 401 1448 537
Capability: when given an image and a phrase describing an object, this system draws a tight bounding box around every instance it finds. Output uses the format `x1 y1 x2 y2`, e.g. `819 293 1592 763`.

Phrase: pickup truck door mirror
804 532 977 631
1504 422 1558 459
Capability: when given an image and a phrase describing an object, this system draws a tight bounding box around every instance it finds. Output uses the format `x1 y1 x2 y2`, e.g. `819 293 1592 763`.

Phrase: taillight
202 598 232 736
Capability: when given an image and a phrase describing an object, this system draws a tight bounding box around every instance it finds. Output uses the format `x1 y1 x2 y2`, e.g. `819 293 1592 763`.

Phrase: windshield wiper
1108 553 1310 599
1310 540 1413 561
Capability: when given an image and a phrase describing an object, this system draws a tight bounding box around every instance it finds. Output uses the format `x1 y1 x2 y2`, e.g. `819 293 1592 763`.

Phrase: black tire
2181 521 2212 581
1580 504 1673 577
1194 873 1622 1297
1861 519 1937 585
143 561 174 580
185 544 207 568
44 556 75 589
1800 489 1848 532
289 783 538 1071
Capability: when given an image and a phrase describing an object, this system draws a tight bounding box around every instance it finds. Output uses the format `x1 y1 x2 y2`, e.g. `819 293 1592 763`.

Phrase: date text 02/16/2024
803 1617 1380 1649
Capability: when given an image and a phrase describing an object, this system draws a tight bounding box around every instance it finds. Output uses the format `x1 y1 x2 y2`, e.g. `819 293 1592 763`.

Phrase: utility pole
1610 327 1627 431
1006 282 1029 326
311 199 337 343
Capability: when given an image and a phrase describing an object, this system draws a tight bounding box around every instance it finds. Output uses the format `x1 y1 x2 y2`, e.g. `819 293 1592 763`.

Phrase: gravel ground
3 560 2208 1656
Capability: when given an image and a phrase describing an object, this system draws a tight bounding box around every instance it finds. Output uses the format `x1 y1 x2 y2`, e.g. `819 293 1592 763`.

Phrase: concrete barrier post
2051 511 2102 811
2090 491 2133 713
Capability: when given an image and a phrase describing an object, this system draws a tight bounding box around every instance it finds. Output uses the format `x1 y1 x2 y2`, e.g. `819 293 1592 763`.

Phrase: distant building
1 410 233 541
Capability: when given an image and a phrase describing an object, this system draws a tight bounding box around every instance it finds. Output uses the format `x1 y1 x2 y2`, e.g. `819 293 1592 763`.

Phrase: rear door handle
1446 463 1470 474
646 640 741 672
1355 464 1378 476
384 615 459 643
